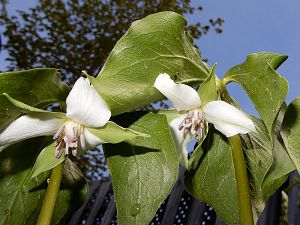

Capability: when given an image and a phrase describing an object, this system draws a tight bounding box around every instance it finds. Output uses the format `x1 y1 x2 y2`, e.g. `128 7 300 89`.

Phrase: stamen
72 149 77 157
65 140 70 154
53 121 86 158
80 133 86 150
53 124 65 140
55 140 64 158
55 148 63 158
178 109 206 141
73 127 78 142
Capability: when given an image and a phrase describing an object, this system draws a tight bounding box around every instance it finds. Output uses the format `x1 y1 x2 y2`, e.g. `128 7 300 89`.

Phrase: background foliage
0 0 223 83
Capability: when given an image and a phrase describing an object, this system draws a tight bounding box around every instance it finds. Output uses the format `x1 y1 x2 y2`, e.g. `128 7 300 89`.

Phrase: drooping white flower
0 77 140 158
154 73 256 168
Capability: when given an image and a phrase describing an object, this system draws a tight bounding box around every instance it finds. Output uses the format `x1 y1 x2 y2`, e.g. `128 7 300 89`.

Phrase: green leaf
199 64 218 104
281 97 300 173
0 68 69 131
242 117 273 216
223 52 288 139
261 138 294 199
187 143 204 172
245 148 271 216
29 143 65 180
87 121 149 143
51 186 87 225
185 115 293 224
243 116 294 217
184 132 239 225
0 137 86 225
103 113 179 225
91 11 210 115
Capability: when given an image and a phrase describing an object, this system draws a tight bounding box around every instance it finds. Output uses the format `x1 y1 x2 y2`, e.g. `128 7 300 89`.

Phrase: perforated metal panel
69 146 292 225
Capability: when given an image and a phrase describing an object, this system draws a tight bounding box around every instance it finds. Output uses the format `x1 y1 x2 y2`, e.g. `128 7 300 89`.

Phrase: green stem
229 135 254 225
217 80 234 105
36 163 64 225
218 80 254 224
177 78 202 84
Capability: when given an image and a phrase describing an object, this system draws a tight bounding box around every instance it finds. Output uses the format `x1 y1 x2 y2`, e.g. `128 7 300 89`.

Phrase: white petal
66 77 111 128
169 116 192 169
154 73 201 111
0 114 64 151
83 128 104 149
203 101 256 137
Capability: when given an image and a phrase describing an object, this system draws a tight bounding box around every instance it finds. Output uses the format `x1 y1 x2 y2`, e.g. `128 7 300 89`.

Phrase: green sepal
87 121 149 144
158 109 180 123
28 143 65 180
3 93 65 118
198 64 218 105
0 68 69 131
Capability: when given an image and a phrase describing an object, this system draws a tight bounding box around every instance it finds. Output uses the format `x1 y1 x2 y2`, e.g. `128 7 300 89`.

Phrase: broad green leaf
29 143 65 180
261 138 294 199
242 117 273 216
0 68 69 131
185 116 293 224
187 144 204 171
87 121 149 143
244 116 294 216
223 52 288 139
103 113 179 225
185 132 239 225
91 11 210 115
0 137 86 225
245 148 271 216
198 64 218 105
50 187 86 225
281 97 300 173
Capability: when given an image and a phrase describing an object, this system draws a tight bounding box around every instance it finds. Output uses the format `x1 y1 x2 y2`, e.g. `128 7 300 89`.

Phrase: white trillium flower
0 77 136 158
154 73 256 168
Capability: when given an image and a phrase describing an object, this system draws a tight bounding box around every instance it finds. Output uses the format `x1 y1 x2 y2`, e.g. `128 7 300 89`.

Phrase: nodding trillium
0 77 145 158
154 73 256 168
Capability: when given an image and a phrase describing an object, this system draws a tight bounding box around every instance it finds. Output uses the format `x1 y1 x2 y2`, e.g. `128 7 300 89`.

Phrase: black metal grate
173 192 193 225
150 200 168 225
69 149 300 225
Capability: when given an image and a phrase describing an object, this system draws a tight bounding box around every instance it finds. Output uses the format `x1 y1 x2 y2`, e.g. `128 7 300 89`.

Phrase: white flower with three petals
0 77 142 158
154 73 256 168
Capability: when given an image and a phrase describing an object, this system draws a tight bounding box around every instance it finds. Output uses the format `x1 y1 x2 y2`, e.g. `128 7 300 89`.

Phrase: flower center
179 109 206 141
53 120 85 158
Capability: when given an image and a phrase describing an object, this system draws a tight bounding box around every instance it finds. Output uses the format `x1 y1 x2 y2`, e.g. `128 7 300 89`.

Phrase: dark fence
68 170 300 225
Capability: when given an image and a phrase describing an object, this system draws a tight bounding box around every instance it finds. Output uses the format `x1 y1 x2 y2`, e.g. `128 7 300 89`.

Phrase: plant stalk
36 163 64 225
218 80 254 224
229 135 254 225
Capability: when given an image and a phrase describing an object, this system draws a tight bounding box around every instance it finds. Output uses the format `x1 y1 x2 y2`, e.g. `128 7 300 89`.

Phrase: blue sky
1 0 300 114
188 0 300 113
0 0 37 71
